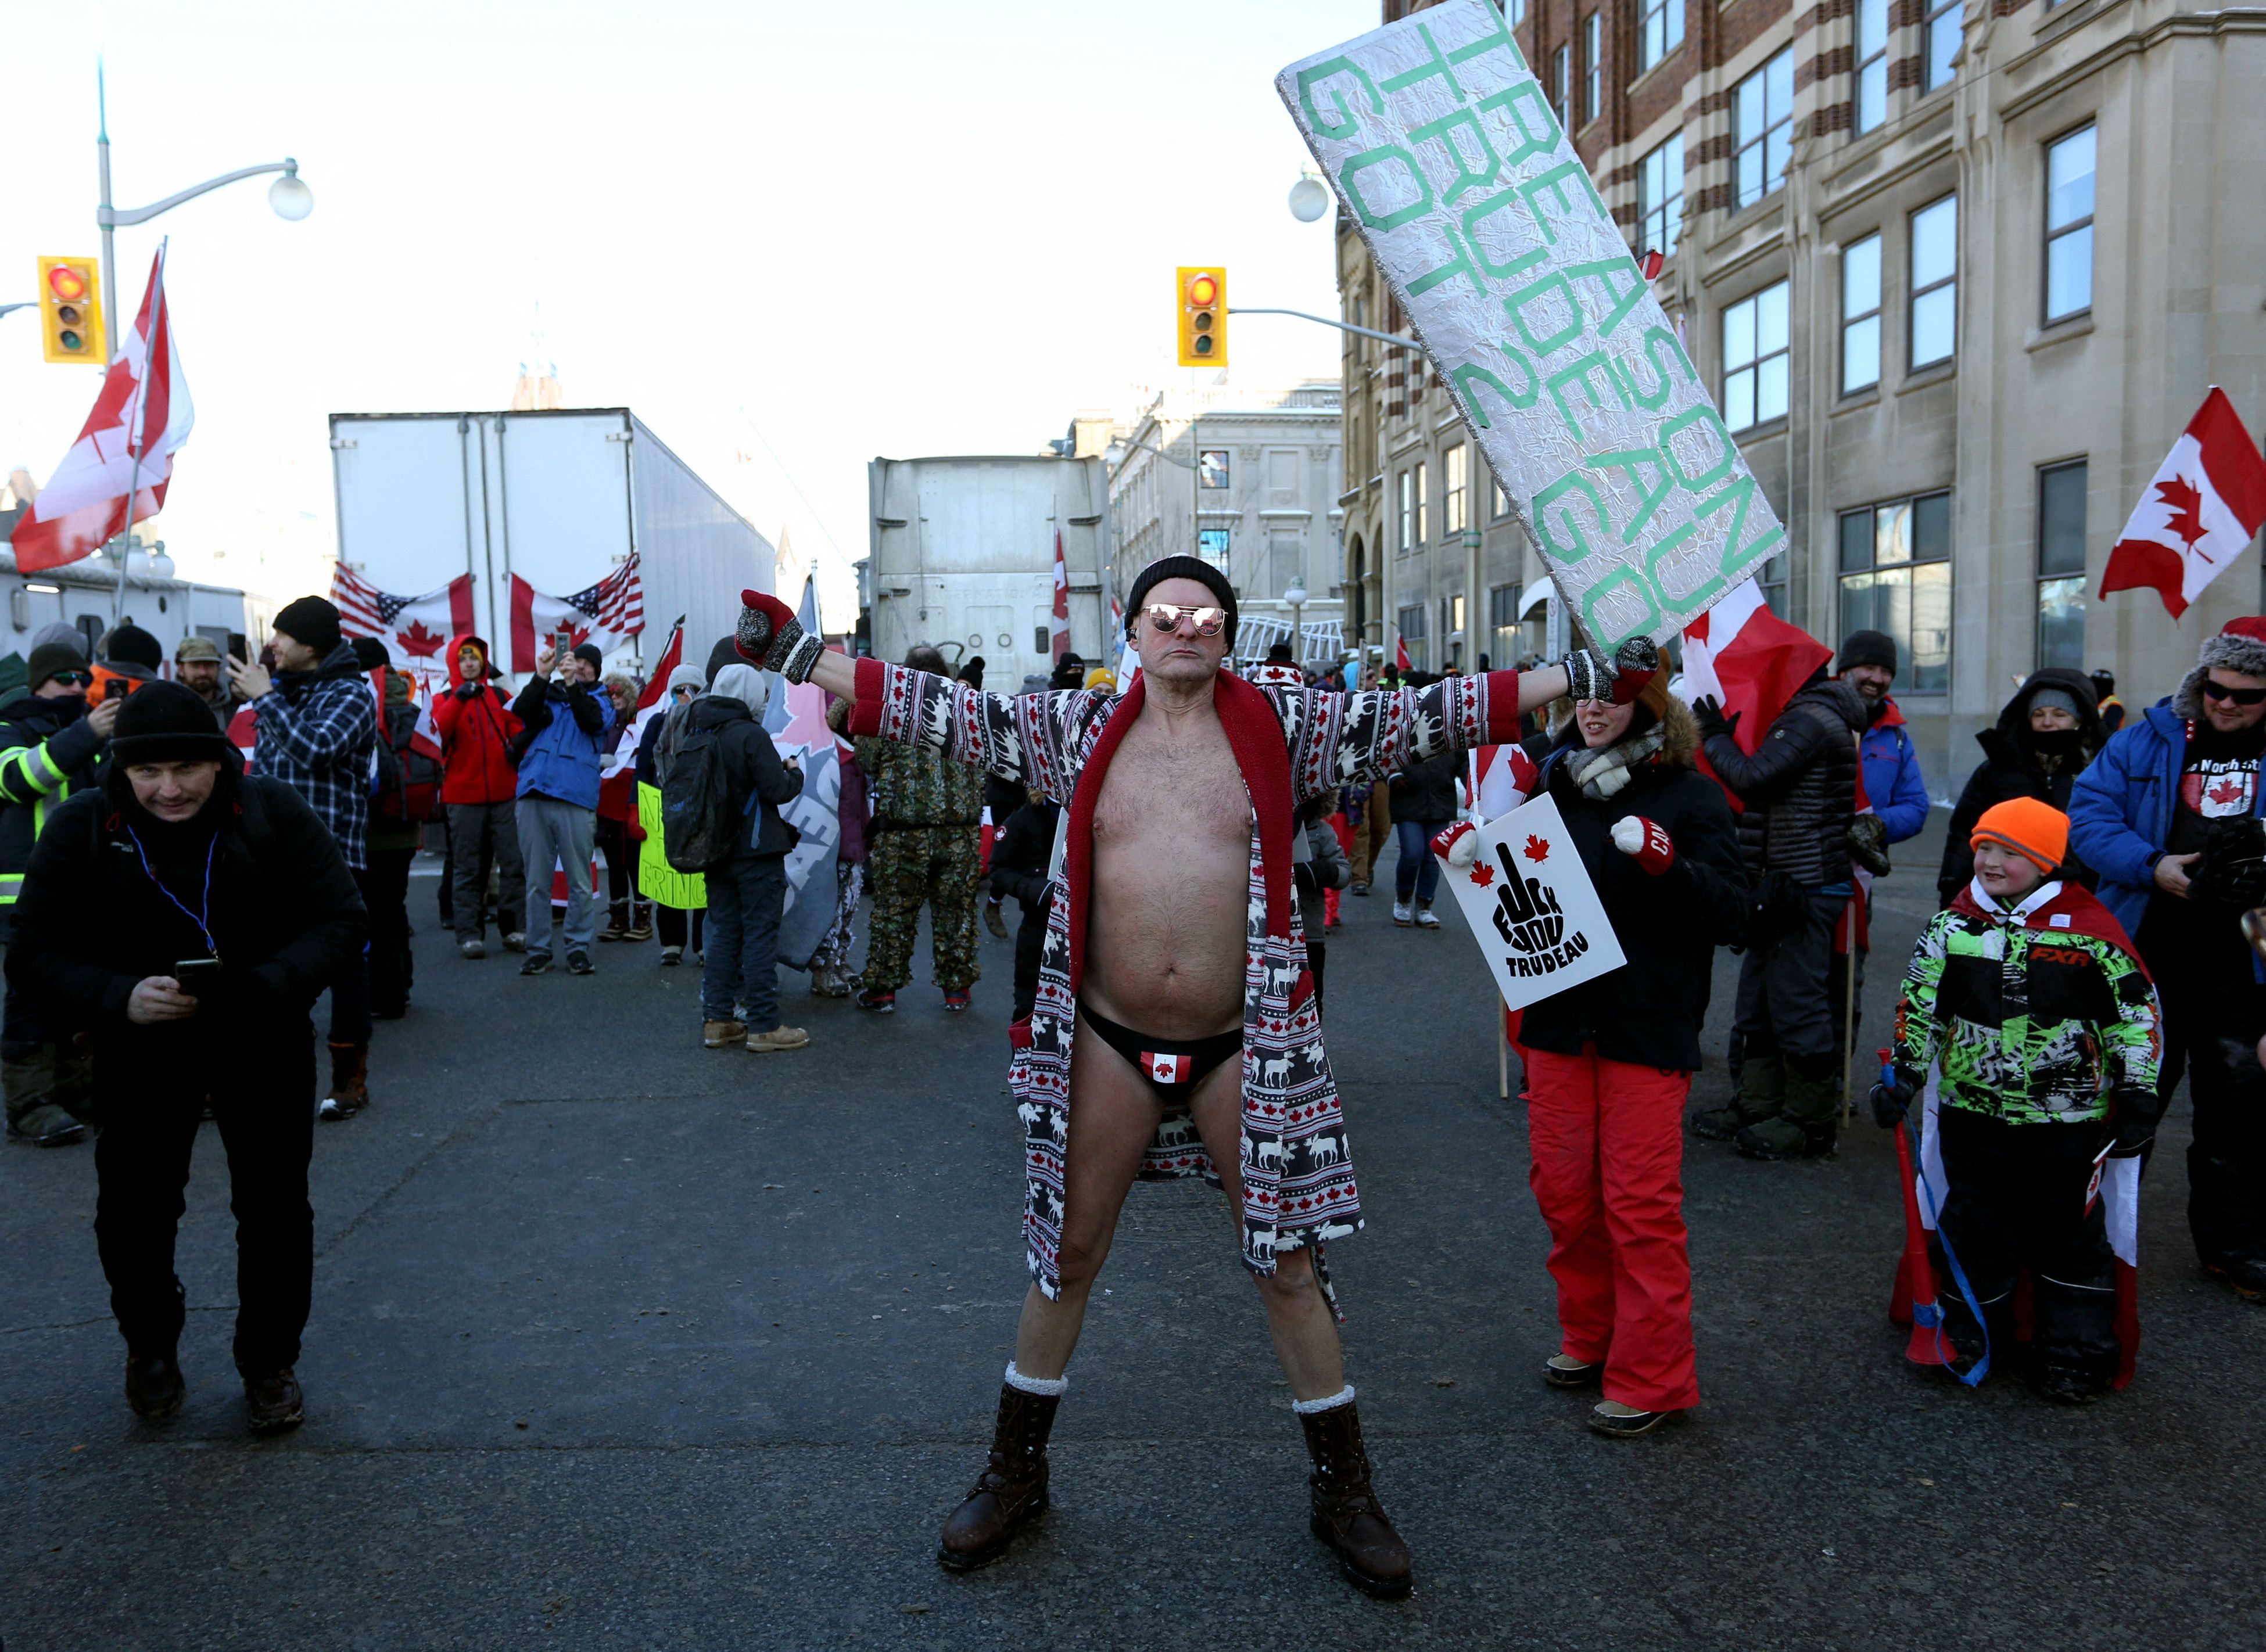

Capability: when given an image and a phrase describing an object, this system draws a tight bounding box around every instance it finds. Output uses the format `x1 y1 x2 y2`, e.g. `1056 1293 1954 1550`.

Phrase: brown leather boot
937 1380 1060 1571
1299 1395 1413 1599
318 1043 368 1122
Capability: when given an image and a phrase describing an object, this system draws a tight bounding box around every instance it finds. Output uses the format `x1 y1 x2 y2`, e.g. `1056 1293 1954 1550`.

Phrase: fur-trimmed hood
2172 622 2266 719
1545 691 1702 769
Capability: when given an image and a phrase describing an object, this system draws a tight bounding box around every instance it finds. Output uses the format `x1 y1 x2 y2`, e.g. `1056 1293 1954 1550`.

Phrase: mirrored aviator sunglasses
1143 603 1225 638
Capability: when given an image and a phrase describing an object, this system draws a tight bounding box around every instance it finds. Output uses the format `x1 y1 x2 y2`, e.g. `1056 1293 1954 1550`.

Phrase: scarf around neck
1562 724 1665 800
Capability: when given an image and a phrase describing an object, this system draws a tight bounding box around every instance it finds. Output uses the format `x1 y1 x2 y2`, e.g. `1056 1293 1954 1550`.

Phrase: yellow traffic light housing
1177 266 1226 368
36 257 106 365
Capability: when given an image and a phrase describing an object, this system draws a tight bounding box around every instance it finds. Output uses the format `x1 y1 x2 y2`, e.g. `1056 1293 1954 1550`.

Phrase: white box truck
328 408 772 669
862 455 1111 683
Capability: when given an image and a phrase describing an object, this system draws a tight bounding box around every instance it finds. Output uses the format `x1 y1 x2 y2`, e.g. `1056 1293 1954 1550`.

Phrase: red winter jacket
432 634 522 806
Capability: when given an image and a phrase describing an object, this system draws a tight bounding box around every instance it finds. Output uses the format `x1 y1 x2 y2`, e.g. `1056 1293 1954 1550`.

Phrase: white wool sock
1003 1361 1067 1396
1292 1383 1357 1414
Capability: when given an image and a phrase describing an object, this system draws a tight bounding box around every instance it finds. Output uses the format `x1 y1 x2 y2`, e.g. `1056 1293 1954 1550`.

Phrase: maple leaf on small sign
396 619 445 657
1523 834 1550 864
2156 475 2208 551
1468 861 1496 888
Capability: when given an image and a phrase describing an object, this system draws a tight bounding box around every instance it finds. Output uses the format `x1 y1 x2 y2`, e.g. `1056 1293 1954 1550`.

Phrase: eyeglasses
2202 680 2266 706
48 671 92 687
1142 603 1226 638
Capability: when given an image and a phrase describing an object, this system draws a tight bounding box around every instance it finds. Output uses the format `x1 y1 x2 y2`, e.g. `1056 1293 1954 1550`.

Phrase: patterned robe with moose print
852 659 1524 1302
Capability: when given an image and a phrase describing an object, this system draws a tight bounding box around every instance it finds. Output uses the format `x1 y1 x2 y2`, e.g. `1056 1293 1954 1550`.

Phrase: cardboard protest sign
1277 0 1784 649
1434 792 1625 1011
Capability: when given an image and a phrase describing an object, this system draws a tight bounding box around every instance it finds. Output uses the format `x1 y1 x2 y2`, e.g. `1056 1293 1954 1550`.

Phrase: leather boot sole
935 1489 1047 1572
1310 1512 1414 1600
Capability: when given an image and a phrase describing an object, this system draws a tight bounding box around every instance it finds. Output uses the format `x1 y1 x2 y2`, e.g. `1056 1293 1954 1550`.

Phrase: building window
1489 583 1521 667
1924 0 1960 91
1842 233 1882 394
1855 0 1888 134
1909 195 1957 369
1501 0 1526 23
1491 473 1512 519
1759 552 1790 620
1838 493 1952 693
1551 46 1571 131
2045 124 2096 323
1397 470 1414 555
1583 12 1602 124
1638 0 1683 72
1440 594 1467 669
1412 461 1428 550
1722 279 1791 432
1397 603 1429 672
2037 461 2088 670
1638 133 1684 256
1734 49 1794 209
1444 444 1468 535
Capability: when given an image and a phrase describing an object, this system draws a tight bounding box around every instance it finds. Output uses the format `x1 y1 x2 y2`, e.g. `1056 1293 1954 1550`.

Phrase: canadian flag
1050 530 1071 660
1143 1051 1189 1084
1679 579 1832 813
597 616 683 821
1395 634 1412 673
1469 742 1540 819
11 245 193 573
2098 388 2266 620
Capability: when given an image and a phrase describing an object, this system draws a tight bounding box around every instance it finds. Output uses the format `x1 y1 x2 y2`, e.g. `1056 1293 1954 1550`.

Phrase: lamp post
1283 572 1309 669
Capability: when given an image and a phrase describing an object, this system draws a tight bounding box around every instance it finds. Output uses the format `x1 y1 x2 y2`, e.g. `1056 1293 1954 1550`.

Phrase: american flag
329 567 476 692
508 554 646 671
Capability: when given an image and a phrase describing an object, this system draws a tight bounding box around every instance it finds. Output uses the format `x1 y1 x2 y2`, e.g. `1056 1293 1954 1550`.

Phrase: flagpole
110 237 167 631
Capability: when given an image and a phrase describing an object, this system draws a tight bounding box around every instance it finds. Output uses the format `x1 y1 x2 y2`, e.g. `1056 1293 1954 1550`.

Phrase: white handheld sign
1435 792 1626 1011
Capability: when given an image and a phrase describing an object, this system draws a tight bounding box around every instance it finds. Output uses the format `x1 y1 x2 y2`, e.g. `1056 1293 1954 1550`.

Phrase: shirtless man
737 557 1653 1597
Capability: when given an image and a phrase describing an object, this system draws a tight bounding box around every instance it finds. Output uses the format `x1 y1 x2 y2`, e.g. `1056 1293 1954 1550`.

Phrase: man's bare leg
1009 1013 1167 1380
1186 1078 1345 1401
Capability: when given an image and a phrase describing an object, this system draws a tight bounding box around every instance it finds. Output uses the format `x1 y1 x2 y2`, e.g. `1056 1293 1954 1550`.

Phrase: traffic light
36 257 106 365
1177 266 1226 368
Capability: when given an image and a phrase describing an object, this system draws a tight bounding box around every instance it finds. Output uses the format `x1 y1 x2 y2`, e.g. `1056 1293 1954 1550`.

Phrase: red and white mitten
1611 815 1676 875
736 588 824 681
1430 820 1479 868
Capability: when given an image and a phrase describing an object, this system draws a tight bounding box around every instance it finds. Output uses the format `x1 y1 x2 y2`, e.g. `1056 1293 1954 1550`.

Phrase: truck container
862 455 1111 681
328 407 772 667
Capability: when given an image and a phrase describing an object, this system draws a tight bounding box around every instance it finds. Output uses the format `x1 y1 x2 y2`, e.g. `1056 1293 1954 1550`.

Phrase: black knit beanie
1126 555 1238 649
101 623 164 673
349 634 392 672
274 596 343 657
1836 629 1897 675
108 680 242 768
26 638 89 689
572 641 605 674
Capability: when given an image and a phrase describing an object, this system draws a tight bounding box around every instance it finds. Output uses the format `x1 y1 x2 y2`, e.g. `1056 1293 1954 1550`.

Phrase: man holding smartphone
6 681 365 1434
511 640 614 976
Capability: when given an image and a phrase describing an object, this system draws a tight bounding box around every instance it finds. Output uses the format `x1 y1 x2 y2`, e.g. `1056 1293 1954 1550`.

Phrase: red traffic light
1186 272 1218 308
48 265 87 302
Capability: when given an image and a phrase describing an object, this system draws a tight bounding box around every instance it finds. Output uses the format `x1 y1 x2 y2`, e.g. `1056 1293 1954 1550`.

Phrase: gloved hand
735 589 823 682
1869 1068 1918 1129
2105 1089 2159 1158
1561 637 1660 706
1610 815 1676 875
1430 820 1479 868
1691 694 1740 745
456 681 481 700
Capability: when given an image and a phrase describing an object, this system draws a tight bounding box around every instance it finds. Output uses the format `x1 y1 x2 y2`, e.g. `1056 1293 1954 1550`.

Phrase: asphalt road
5 814 2261 1651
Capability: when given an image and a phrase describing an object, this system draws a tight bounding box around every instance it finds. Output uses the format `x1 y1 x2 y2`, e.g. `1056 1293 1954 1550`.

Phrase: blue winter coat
511 677 612 810
2067 701 2266 978
1859 699 1931 844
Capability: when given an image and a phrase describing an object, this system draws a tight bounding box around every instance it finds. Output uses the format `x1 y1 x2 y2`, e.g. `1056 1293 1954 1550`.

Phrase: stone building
1343 0 2265 783
1109 380 1349 667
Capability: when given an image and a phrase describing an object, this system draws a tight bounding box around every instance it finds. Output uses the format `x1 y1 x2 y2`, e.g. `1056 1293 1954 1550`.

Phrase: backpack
661 720 750 872
374 702 444 824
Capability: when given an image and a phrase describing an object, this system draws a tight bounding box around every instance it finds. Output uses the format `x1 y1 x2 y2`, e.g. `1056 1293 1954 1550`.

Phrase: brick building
1339 0 2265 788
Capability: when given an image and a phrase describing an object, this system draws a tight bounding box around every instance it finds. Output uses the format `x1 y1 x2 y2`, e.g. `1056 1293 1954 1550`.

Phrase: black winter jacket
1388 750 1461 825
1938 668 2104 904
988 798 1059 910
686 696 805 861
1516 739 1750 1071
6 770 367 1033
0 691 105 918
1703 677 1867 886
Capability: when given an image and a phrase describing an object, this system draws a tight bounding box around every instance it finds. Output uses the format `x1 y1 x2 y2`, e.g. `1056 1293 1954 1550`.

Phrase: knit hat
349 634 392 672
1126 555 1238 649
26 637 89 690
108 680 241 768
274 596 343 656
1971 797 2067 876
1837 629 1897 675
2028 685 2081 720
666 663 705 695
30 621 81 655
100 623 164 672
175 634 221 664
572 641 605 674
705 634 740 687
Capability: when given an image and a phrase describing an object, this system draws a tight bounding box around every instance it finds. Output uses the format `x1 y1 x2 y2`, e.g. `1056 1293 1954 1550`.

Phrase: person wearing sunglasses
1936 670 2106 907
2071 616 2266 1303
734 555 1654 1597
0 635 119 1148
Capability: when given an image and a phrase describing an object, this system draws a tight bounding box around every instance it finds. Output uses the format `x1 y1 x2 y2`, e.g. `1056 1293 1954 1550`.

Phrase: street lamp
1288 170 1331 224
1283 572 1309 664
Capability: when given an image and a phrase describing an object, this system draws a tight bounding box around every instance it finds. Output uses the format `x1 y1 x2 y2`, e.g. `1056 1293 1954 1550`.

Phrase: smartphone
173 957 223 997
554 629 573 662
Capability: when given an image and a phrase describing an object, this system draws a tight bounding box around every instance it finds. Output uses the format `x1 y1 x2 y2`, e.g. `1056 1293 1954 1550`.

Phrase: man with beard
6 681 365 1431
0 636 116 1145
734 557 1652 1597
174 635 242 732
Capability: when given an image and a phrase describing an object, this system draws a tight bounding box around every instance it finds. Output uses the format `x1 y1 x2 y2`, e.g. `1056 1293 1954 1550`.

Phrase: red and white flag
1394 634 1412 673
1050 530 1071 660
2099 387 2266 620
510 553 646 670
333 568 476 696
1679 578 1831 812
598 617 683 819
368 665 444 763
1142 1051 1189 1084
11 246 193 573
1469 742 1540 819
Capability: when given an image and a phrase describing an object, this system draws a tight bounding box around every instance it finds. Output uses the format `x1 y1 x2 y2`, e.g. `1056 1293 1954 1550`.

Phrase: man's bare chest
1092 726 1250 849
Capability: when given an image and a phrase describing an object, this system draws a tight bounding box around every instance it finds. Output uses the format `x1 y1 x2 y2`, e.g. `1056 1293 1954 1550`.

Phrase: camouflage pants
863 826 983 994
